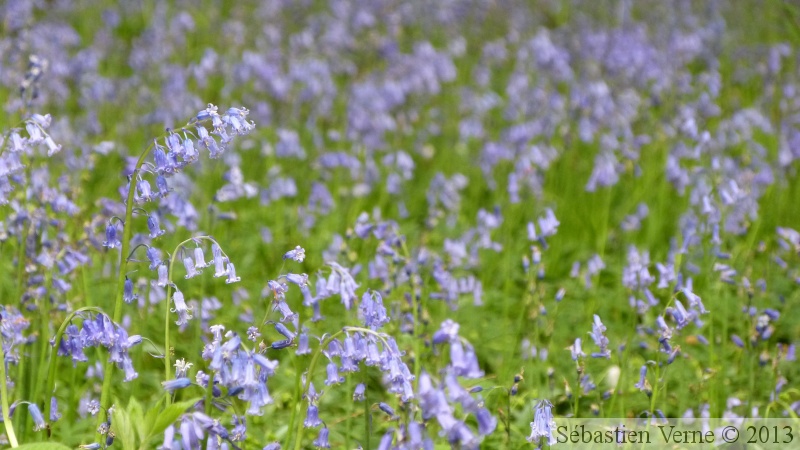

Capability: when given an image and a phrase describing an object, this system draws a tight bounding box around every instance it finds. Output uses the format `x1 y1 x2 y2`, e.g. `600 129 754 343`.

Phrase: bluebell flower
667 300 692 329
251 353 279 377
324 361 344 386
146 247 163 270
147 214 165 238
173 358 192 378
121 355 138 381
326 262 359 309
183 256 200 279
192 247 209 269
359 291 389 330
155 175 170 198
136 179 153 203
568 338 585 361
103 223 121 249
283 246 306 262
28 403 46 431
667 346 681 364
764 308 780 321
449 340 469 375
212 243 228 277
527 399 555 446
170 289 193 326
262 443 281 450
432 319 460 345
246 326 261 342
285 272 308 286
588 315 611 358
313 427 330 448
311 302 324 322
273 322 295 340
271 339 292 350
441 415 479 449
353 383 366 401
444 372 476 412
156 264 169 287
634 365 651 395
231 415 247 442
50 396 61 422
296 330 311 355
153 145 171 175
123 278 137 303
378 402 396 418
225 262 240 284
580 374 596 394
304 404 322 428
273 300 296 322
406 421 427 448
162 377 192 392
682 288 708 314
731 334 745 348
377 429 394 450
418 371 449 420
475 407 497 435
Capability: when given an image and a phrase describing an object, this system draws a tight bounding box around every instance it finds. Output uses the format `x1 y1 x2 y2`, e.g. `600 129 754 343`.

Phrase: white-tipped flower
283 245 306 262
194 247 209 269
157 264 169 287
183 256 200 279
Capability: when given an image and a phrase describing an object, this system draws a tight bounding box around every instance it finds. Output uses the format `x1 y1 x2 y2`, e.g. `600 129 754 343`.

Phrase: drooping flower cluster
55 312 141 381
527 399 556 447
418 320 495 449
199 325 279 416
1 114 61 205
1 306 31 364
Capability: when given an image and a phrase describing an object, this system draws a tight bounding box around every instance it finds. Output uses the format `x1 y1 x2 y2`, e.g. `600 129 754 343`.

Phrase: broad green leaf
140 396 166 450
148 398 201 442
15 444 72 450
112 401 136 450
126 397 147 445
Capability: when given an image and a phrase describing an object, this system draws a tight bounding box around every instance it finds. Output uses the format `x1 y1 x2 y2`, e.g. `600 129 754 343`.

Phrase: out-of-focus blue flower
123 278 137 303
353 383 366 401
569 338 585 361
283 246 306 262
183 256 200 279
588 315 611 358
360 290 389 330
157 264 169 287
50 396 61 422
28 402 46 431
225 262 240 284
313 427 330 448
162 377 192 392
304 404 322 428
103 222 121 249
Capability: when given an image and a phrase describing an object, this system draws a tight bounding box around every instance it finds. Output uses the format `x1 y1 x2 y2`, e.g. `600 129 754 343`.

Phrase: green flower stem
0 330 19 447
163 236 217 406
363 368 371 450
30 269 54 430
293 327 390 450
292 331 343 450
96 141 156 442
44 307 103 431
399 240 423 393
283 312 302 450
